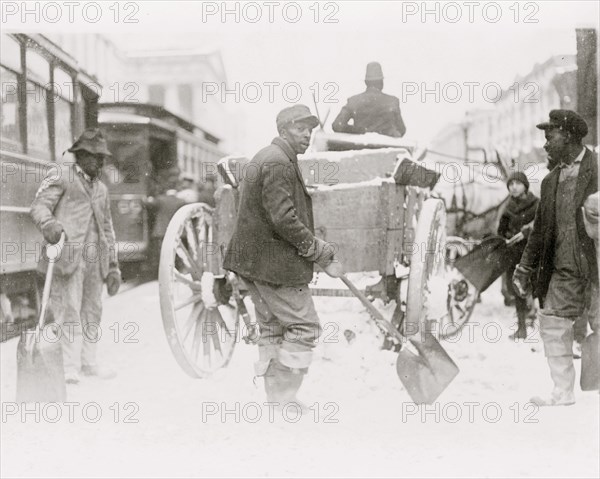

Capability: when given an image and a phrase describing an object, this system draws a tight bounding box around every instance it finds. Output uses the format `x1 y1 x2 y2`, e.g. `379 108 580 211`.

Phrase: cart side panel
311 183 385 272
298 148 407 186
380 182 406 275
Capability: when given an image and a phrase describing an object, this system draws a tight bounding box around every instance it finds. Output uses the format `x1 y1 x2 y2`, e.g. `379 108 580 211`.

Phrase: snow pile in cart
1 275 598 478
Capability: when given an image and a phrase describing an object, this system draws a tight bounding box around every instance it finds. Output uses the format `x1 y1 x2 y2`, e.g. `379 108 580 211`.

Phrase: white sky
3 1 599 154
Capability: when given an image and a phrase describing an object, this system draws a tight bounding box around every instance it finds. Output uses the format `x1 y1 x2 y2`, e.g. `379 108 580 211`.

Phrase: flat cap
68 128 112 157
276 105 319 131
536 109 588 139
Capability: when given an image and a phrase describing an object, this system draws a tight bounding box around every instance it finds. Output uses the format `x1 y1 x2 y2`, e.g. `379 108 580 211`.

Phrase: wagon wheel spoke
175 293 204 311
216 306 235 339
174 271 201 289
184 218 199 262
183 302 204 343
176 238 204 280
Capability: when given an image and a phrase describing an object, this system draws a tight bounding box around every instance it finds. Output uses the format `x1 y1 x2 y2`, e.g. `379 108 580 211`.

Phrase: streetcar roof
98 102 221 145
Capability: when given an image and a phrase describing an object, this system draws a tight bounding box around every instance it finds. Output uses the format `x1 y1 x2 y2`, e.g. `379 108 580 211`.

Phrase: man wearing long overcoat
514 110 598 405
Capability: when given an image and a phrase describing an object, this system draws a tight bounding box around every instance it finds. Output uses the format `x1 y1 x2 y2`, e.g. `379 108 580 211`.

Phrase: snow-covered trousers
48 227 104 375
242 278 322 375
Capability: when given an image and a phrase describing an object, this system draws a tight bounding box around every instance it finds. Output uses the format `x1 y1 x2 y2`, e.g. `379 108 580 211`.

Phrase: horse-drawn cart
157 131 471 403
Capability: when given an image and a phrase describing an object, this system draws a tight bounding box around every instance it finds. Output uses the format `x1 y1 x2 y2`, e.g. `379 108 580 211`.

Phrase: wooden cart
157 132 476 378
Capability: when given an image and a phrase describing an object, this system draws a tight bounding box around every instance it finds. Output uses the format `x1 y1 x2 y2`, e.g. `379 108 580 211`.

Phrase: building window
148 84 165 106
178 84 193 119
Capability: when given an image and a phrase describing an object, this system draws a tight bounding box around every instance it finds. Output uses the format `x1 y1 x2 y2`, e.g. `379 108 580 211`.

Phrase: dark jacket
497 191 539 239
146 191 186 238
223 137 316 285
332 86 406 138
520 148 598 306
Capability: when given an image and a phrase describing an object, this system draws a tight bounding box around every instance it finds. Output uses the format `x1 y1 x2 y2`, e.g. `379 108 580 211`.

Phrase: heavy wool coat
223 137 316 286
30 163 118 278
520 148 598 306
332 86 407 138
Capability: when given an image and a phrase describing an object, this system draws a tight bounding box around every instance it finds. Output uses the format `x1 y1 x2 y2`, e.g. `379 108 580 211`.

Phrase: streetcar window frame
0 35 98 162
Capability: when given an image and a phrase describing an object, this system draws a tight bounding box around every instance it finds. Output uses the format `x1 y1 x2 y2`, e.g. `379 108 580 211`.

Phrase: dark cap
68 128 112 157
507 171 529 191
276 105 319 131
536 109 588 139
365 61 384 81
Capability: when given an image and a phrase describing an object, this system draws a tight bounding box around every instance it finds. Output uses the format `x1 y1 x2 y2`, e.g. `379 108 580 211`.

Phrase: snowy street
1 277 598 478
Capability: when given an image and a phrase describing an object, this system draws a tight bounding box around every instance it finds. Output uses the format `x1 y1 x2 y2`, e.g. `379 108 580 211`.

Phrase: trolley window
53 67 74 159
0 35 23 151
25 49 51 160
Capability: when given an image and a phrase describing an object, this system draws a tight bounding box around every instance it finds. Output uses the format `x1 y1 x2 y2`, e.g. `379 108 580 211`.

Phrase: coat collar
574 147 594 207
272 137 297 162
271 137 310 196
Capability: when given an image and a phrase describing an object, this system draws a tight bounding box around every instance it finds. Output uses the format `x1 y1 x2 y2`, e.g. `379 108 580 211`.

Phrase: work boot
264 359 309 412
509 311 528 341
530 355 576 406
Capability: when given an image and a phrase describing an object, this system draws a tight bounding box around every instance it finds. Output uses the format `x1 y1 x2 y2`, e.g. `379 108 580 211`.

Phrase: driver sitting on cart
332 62 406 138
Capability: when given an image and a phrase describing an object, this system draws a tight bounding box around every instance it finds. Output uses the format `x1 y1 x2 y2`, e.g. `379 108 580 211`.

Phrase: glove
512 264 533 298
42 221 65 244
106 268 121 296
299 237 336 268
322 256 344 278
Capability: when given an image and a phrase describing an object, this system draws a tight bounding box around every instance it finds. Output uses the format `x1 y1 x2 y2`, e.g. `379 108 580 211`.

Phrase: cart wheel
438 238 479 339
406 198 446 335
159 203 239 378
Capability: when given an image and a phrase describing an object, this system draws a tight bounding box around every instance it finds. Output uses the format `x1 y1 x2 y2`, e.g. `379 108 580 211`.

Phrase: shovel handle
340 275 403 342
37 233 65 331
506 232 524 247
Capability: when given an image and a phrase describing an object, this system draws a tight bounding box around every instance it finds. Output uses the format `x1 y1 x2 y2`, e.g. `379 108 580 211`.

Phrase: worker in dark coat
497 171 539 340
332 62 406 138
513 110 599 406
223 105 343 408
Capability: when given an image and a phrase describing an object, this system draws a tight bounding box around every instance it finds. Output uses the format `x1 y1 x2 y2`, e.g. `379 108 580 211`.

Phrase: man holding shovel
30 129 121 385
223 105 343 409
513 110 598 406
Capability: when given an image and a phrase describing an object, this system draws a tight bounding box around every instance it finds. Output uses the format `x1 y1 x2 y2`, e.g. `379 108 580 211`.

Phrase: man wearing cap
332 62 406 138
223 105 343 408
513 110 599 405
30 128 121 384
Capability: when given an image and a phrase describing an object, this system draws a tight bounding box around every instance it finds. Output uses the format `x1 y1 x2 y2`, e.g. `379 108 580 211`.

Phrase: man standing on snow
224 105 343 409
513 110 598 406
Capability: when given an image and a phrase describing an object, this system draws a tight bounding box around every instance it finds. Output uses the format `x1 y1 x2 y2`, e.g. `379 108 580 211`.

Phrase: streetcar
0 34 101 336
97 103 225 272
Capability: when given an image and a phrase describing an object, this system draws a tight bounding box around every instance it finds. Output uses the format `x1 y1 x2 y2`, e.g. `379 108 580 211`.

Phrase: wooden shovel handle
340 275 403 342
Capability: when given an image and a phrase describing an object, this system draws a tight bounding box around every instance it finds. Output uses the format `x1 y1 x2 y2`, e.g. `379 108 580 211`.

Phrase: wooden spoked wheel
438 237 479 339
159 203 239 378
405 199 447 337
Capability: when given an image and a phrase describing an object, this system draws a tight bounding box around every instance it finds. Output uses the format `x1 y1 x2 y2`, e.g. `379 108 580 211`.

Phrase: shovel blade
16 328 66 403
396 331 459 404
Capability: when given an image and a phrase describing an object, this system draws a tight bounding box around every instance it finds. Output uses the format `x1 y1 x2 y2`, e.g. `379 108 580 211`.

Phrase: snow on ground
1 275 598 478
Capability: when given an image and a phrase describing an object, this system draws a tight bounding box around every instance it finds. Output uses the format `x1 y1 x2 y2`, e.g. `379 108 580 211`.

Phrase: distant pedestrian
145 184 187 274
30 129 121 384
497 171 539 340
